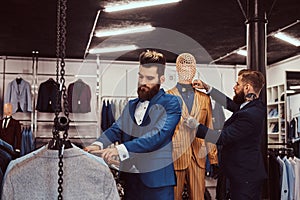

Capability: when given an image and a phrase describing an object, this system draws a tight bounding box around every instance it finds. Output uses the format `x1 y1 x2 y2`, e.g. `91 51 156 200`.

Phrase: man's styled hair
239 69 265 94
139 49 166 77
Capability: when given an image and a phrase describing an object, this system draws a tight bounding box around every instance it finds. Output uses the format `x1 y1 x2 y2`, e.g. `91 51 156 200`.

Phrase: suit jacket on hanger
4 79 32 113
36 78 62 112
67 79 91 113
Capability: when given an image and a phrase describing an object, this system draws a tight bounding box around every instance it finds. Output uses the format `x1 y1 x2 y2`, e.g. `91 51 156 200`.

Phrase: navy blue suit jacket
197 88 267 182
97 89 181 188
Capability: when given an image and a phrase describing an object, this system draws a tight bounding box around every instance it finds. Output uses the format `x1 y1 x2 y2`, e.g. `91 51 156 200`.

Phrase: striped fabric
167 87 218 200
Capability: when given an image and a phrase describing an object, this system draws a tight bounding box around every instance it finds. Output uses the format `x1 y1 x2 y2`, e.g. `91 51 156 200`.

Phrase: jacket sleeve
25 81 32 112
210 87 240 113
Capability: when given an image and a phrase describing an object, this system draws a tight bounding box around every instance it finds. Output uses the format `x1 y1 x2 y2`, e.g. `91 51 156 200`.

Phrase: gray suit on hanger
4 79 32 113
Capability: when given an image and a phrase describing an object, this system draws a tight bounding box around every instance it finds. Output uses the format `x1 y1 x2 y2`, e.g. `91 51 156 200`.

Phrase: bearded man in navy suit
186 69 267 200
85 50 182 200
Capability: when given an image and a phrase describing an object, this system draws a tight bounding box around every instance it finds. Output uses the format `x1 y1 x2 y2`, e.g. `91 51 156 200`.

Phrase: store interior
0 0 299 199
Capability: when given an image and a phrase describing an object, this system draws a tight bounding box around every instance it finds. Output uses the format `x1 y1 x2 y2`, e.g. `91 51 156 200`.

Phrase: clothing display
268 148 300 200
36 78 62 112
101 100 116 132
1 144 119 200
167 84 218 200
4 78 32 113
20 127 34 156
67 79 91 113
0 117 21 151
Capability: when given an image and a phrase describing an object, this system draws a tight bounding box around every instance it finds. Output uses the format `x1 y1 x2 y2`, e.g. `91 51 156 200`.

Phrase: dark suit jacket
0 118 22 151
36 78 62 112
67 79 91 113
197 88 267 183
97 89 181 189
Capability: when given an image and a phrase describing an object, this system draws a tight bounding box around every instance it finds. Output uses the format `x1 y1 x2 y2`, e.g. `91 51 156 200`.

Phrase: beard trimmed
233 90 245 104
137 84 160 101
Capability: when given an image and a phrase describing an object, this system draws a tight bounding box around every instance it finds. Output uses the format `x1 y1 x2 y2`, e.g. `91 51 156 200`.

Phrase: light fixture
88 45 138 54
104 0 182 13
236 49 247 56
289 85 300 90
95 25 155 37
286 90 296 94
274 32 300 47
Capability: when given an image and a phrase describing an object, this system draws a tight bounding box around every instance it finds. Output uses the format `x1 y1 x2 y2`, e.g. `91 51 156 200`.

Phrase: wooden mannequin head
3 103 13 117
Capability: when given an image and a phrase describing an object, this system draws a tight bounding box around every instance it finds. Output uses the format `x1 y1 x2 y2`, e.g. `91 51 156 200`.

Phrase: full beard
233 90 245 104
137 84 160 101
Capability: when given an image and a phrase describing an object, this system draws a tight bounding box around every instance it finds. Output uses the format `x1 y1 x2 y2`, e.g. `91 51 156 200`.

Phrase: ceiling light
286 90 296 94
95 25 155 37
88 45 138 54
236 49 247 56
104 0 182 13
274 32 300 47
289 85 300 90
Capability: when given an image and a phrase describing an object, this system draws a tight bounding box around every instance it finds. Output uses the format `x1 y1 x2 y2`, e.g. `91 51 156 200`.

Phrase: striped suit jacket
167 87 218 170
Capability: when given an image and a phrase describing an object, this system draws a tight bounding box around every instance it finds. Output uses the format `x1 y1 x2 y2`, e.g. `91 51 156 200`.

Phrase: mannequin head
176 53 196 84
3 103 13 117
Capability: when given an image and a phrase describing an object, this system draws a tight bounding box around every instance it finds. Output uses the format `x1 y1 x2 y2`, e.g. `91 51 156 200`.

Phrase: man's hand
98 148 120 166
192 80 210 91
184 116 200 129
83 145 100 152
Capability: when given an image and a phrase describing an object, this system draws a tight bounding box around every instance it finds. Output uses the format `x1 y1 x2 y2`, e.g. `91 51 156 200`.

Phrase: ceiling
0 0 299 65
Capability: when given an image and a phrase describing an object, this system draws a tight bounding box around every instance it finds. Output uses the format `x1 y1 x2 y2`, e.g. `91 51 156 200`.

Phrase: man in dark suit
84 50 182 200
0 103 21 153
186 69 267 200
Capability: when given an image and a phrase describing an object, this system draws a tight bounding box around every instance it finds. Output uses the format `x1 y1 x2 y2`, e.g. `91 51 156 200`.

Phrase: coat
97 89 182 189
196 88 267 182
167 87 218 170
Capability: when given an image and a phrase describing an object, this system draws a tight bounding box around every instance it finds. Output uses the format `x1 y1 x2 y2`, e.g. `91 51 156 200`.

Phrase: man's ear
160 75 165 84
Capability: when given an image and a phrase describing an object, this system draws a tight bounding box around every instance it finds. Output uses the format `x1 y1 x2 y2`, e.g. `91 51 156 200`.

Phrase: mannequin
0 103 21 153
167 53 218 200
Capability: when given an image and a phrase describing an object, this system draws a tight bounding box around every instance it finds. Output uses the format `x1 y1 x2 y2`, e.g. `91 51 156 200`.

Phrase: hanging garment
1 144 119 200
20 128 34 156
101 100 115 132
36 78 62 112
67 79 91 113
4 78 32 113
0 117 21 151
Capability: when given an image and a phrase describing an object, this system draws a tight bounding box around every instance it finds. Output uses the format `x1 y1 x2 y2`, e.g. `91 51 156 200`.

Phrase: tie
3 117 11 129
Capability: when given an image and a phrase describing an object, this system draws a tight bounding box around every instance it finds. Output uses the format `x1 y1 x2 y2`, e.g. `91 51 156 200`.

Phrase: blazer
97 89 182 188
4 79 32 113
67 79 91 113
0 118 22 151
167 87 218 170
36 78 62 112
196 88 267 182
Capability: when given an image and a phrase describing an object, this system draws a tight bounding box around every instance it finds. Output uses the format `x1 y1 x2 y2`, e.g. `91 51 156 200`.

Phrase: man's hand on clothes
98 147 120 166
184 116 200 129
192 80 210 91
211 164 220 179
83 145 100 152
